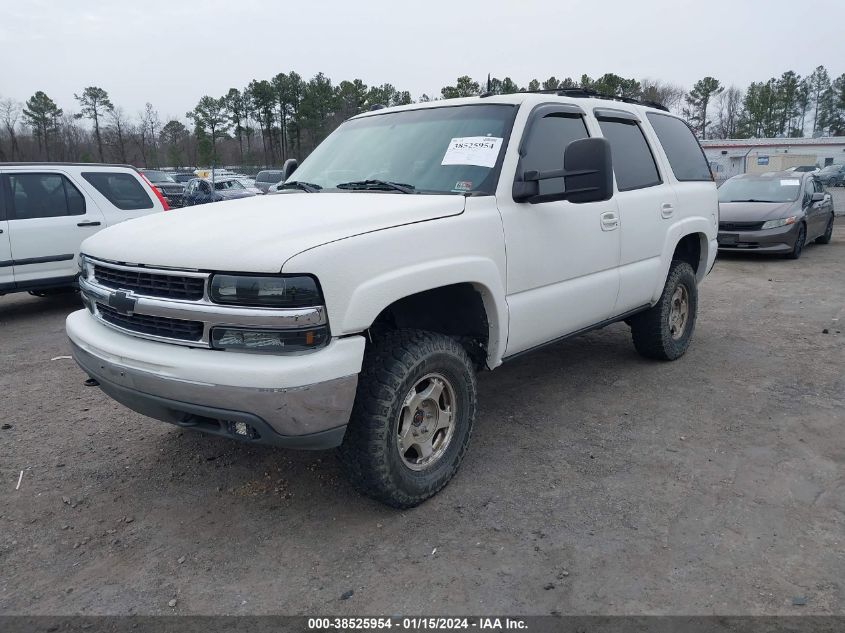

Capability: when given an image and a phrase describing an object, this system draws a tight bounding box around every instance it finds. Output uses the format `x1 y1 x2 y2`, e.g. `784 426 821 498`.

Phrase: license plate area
718 233 739 245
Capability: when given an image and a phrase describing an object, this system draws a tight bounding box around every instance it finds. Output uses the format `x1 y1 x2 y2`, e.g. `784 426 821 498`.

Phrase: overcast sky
2 0 843 122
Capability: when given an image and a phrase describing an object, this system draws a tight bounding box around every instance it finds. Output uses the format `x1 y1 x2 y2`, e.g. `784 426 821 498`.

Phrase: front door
3 171 105 284
497 104 621 356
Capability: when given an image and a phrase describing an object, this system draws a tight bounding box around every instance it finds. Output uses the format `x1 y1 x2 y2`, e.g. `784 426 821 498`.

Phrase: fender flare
651 218 715 303
340 256 509 368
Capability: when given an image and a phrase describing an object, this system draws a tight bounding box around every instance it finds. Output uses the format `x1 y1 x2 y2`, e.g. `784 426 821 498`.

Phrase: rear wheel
816 215 834 244
629 261 698 361
787 223 806 259
339 329 477 508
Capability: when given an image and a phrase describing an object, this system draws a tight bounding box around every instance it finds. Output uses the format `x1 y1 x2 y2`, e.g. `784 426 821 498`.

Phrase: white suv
0 163 167 297
66 92 718 507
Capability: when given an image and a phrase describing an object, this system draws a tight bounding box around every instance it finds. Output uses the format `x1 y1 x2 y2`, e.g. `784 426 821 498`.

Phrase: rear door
76 169 160 226
3 170 106 284
0 175 13 290
594 108 673 314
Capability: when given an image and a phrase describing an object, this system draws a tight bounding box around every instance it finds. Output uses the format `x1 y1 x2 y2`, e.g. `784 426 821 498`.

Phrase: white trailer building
701 137 845 182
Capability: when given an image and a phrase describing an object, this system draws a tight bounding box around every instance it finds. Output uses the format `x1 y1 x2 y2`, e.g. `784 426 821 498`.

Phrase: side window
198 181 211 194
82 172 154 211
646 113 712 181
597 119 662 191
6 173 86 220
520 113 589 196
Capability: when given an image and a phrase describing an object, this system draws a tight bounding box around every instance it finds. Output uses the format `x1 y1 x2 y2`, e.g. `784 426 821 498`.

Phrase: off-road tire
338 329 477 508
629 261 698 361
815 215 834 245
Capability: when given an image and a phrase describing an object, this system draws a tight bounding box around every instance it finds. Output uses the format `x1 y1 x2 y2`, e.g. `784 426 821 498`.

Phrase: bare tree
106 106 131 163
141 103 161 166
0 98 22 160
640 79 685 113
711 86 744 139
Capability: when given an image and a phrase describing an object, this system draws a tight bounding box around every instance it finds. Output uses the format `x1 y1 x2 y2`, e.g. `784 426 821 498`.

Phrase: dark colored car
254 170 284 194
817 164 845 187
718 171 835 259
139 169 185 207
183 177 258 206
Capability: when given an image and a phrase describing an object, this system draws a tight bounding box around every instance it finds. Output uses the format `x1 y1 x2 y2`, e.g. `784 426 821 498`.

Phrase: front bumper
67 310 365 449
717 222 799 254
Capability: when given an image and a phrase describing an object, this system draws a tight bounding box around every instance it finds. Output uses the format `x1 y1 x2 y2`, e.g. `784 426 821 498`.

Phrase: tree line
1 65 843 169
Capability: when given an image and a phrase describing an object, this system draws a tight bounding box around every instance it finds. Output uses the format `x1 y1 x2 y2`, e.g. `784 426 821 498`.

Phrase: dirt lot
1 226 844 616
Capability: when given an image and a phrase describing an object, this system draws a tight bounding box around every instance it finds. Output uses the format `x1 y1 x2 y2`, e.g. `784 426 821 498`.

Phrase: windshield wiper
278 181 322 193
335 179 416 194
725 199 779 203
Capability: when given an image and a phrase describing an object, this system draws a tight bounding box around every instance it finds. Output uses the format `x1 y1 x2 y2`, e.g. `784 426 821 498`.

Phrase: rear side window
82 172 154 210
597 119 662 191
520 114 589 196
6 173 86 219
256 170 283 183
646 113 711 181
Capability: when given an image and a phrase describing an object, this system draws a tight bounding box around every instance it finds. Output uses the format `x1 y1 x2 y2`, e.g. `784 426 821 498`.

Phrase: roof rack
479 87 670 112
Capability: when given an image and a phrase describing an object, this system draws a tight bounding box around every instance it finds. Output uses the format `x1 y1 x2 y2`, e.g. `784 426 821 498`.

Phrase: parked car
718 172 834 258
254 169 284 193
68 92 719 507
785 165 819 174
139 169 185 207
182 177 259 206
0 163 167 297
816 164 845 187
234 177 262 194
170 172 196 184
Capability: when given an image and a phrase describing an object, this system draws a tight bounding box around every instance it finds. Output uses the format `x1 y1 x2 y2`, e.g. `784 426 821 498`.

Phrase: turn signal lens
211 326 328 353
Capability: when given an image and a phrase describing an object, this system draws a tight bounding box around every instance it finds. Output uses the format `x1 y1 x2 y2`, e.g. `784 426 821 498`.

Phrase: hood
82 192 467 273
218 189 256 200
719 200 799 222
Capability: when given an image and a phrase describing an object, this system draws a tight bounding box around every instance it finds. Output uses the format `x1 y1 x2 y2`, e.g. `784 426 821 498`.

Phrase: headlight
79 255 93 280
209 274 322 308
761 217 796 230
211 326 328 353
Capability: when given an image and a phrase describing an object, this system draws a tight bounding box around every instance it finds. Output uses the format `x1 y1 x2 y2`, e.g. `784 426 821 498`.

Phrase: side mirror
282 158 298 181
512 137 613 204
811 192 824 202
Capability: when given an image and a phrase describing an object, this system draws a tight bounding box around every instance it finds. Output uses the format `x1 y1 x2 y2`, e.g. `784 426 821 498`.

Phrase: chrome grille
93 264 205 300
96 303 204 342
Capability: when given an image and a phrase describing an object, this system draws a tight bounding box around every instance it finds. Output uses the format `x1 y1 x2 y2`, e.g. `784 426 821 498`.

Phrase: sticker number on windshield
441 137 503 169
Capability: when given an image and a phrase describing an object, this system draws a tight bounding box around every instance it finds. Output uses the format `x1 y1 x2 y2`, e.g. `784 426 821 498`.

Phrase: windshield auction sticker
441 137 503 168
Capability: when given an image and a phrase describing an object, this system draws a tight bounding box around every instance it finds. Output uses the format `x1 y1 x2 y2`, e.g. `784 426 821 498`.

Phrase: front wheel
787 223 806 259
815 215 834 244
339 329 477 508
629 261 698 361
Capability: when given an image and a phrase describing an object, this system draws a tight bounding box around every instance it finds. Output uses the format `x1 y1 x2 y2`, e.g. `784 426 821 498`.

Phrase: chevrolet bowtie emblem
108 291 137 316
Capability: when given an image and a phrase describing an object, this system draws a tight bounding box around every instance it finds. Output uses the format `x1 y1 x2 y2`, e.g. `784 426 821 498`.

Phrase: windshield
214 179 245 190
143 171 175 184
718 176 801 203
290 104 516 194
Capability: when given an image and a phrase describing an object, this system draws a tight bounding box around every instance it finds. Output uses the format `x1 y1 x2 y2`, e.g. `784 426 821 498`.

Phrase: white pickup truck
67 91 718 507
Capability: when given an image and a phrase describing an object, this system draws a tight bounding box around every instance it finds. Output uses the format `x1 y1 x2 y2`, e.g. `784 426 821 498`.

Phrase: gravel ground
1 226 843 616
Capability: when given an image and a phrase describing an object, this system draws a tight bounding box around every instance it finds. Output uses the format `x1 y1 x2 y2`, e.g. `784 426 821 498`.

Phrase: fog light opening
227 420 260 440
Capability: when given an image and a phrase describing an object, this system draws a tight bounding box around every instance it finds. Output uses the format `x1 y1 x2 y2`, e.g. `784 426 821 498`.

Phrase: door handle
661 203 674 219
600 211 619 231
77 221 101 227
